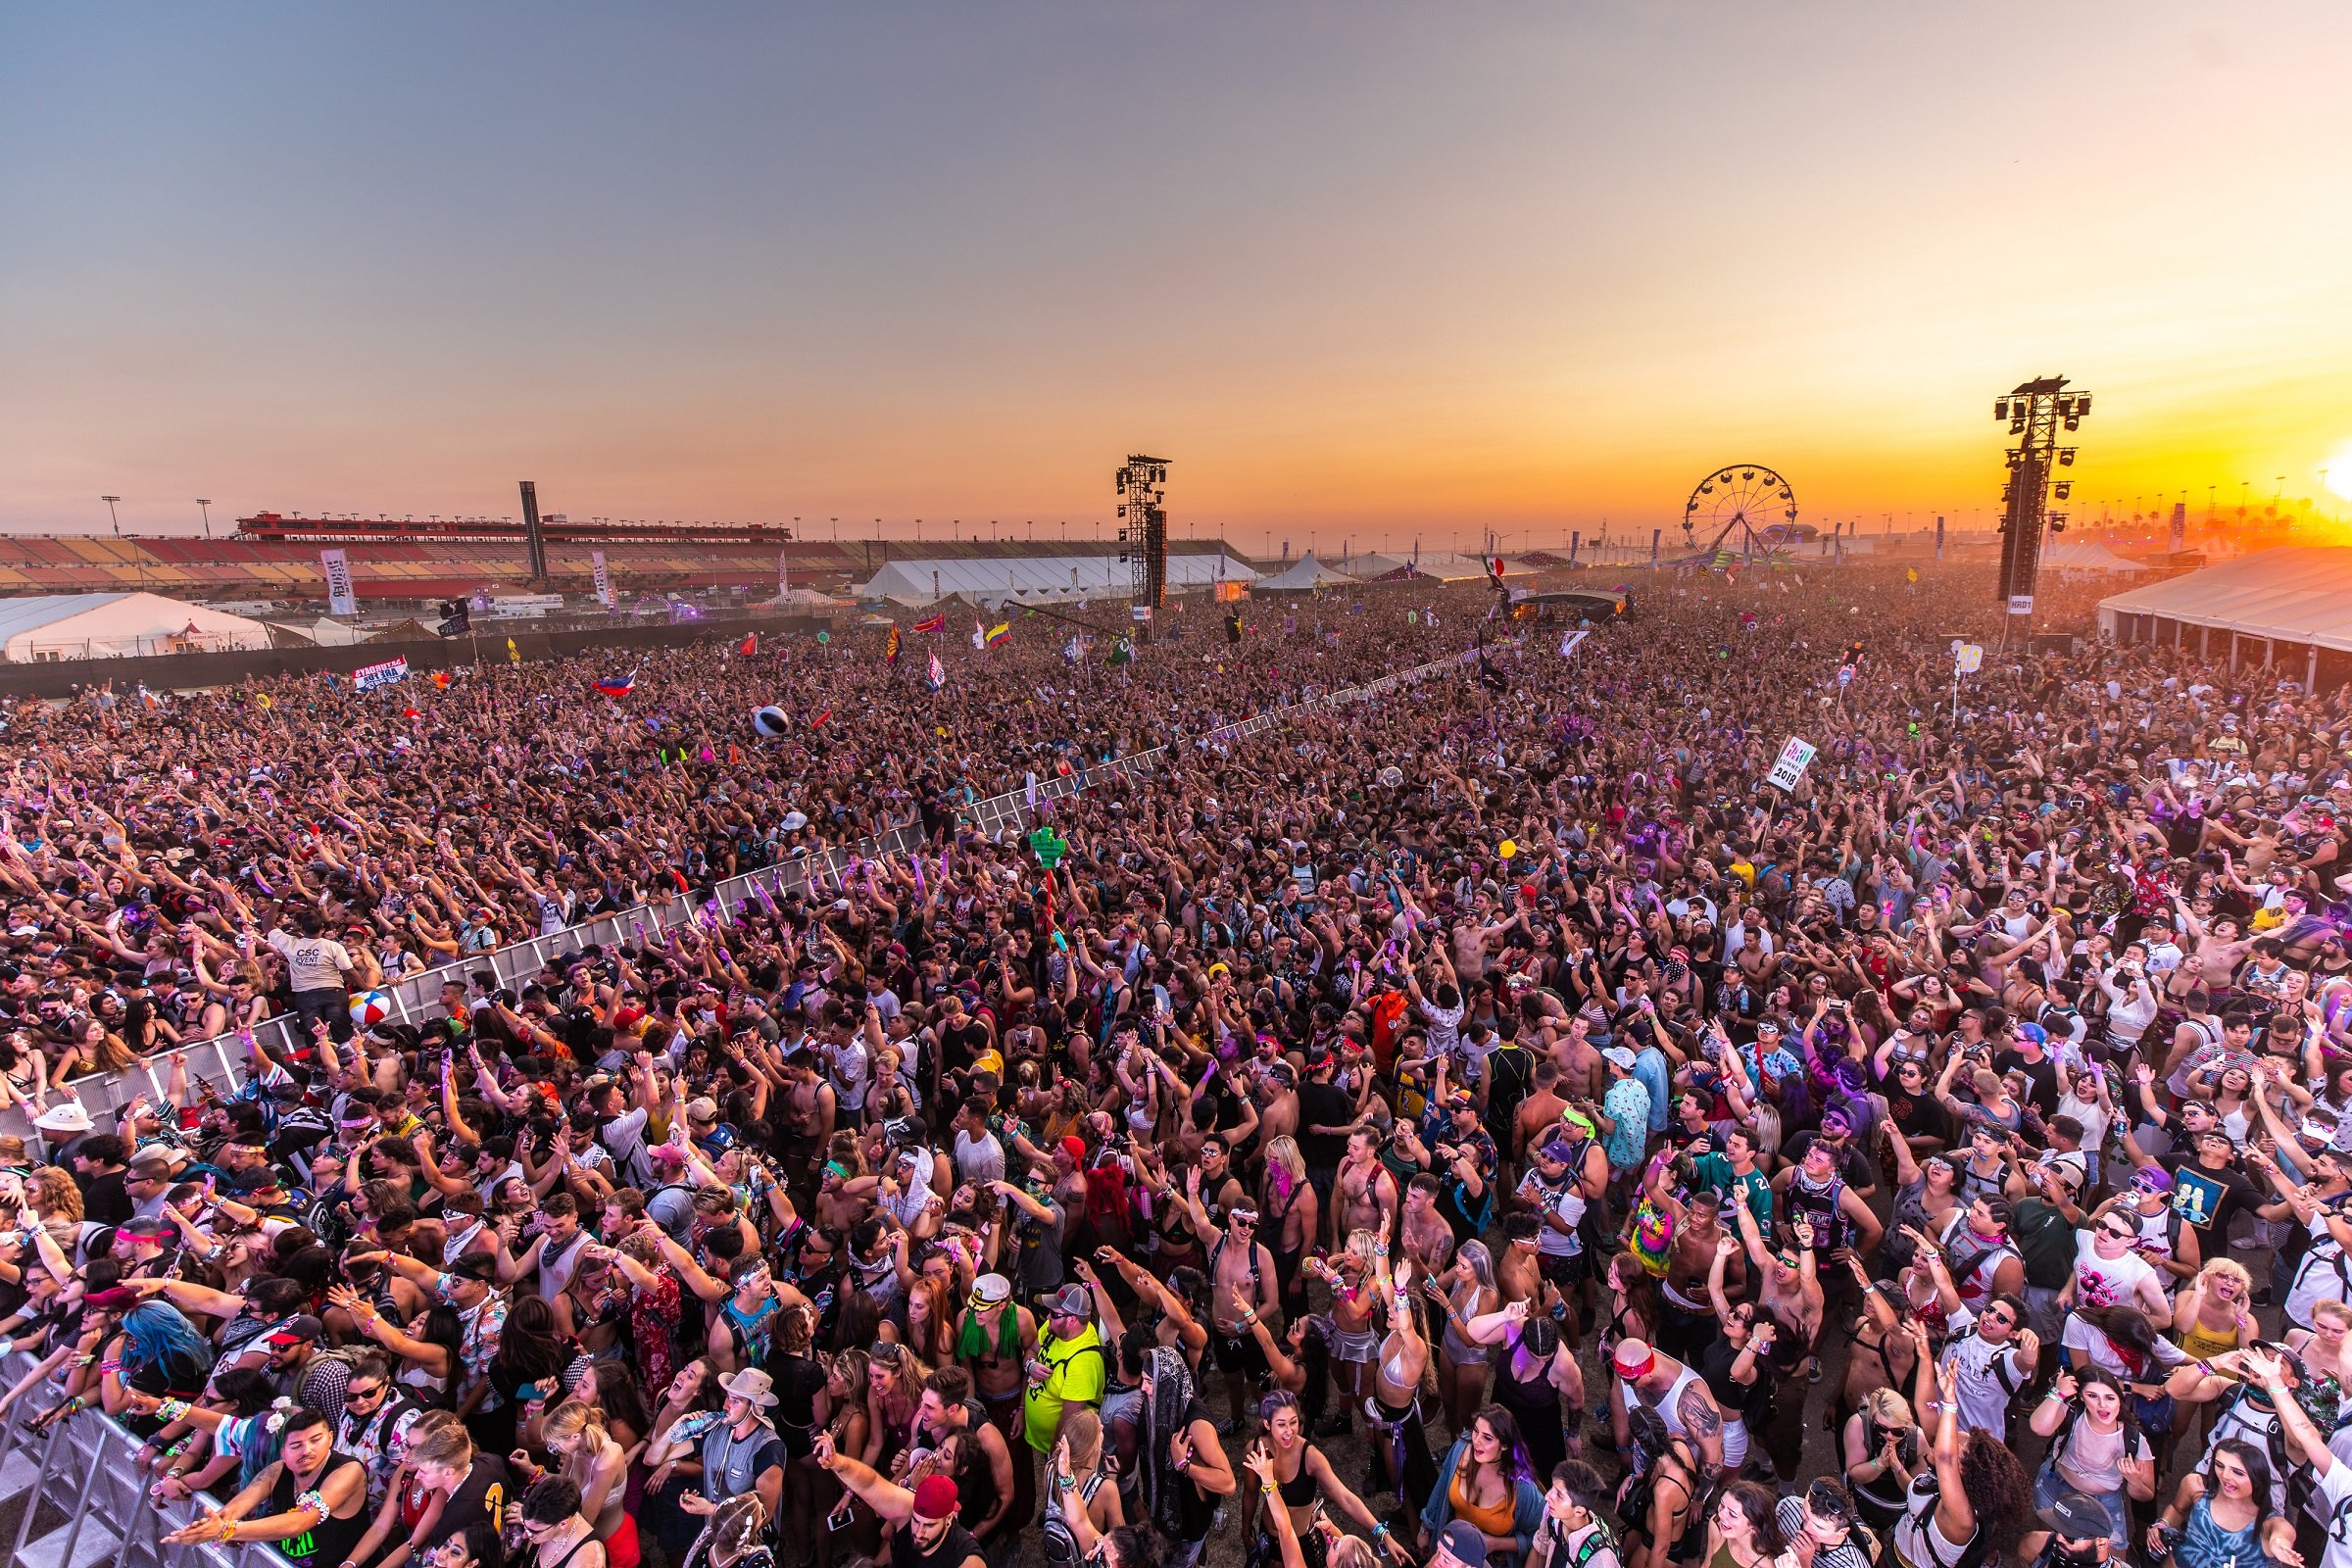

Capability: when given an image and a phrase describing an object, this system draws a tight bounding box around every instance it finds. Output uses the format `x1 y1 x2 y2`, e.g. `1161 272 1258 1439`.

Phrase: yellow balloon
1498 840 1518 858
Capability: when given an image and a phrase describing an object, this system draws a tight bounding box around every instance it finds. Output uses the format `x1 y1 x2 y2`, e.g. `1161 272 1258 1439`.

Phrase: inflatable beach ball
350 990 394 1030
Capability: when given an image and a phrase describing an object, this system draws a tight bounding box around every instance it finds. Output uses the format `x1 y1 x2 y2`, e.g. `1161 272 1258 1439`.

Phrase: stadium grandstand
0 513 1264 605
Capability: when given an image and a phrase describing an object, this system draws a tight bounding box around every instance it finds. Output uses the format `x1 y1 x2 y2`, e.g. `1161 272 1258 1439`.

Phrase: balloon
1498 840 1518 858
752 706 790 737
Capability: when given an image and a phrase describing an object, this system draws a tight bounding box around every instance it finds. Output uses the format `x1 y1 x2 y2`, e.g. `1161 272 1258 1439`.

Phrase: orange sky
3 4 2349 550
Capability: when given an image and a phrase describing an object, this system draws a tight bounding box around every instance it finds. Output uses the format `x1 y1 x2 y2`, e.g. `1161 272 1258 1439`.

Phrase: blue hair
118 1302 213 1379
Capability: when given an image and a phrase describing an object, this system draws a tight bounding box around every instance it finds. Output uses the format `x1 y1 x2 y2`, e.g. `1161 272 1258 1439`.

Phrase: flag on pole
507 637 520 663
885 626 902 664
911 612 945 635
1107 636 1133 666
971 620 987 651
984 622 1010 648
592 673 636 699
739 632 759 657
927 652 945 690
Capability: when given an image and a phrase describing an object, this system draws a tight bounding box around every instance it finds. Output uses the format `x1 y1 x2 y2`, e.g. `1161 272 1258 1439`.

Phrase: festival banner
352 657 409 692
321 550 358 616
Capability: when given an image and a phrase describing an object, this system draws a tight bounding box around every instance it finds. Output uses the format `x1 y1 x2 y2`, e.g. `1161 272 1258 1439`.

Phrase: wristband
1260 1482 1278 1495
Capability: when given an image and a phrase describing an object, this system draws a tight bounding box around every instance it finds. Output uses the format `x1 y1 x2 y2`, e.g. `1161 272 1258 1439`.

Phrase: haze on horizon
4 3 2350 552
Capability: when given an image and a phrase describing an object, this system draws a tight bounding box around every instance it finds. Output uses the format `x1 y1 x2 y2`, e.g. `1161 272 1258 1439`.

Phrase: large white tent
0 593 271 662
2043 540 2147 574
854 552 1254 607
2099 547 2352 679
1250 553 1360 593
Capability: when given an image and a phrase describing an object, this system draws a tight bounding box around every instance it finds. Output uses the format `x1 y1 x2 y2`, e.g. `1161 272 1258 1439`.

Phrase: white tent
854 552 1255 607
2099 547 2352 654
0 593 272 662
2043 540 2146 574
1250 553 1360 593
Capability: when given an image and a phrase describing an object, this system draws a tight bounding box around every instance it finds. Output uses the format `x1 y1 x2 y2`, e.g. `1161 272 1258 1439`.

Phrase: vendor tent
0 593 271 662
1250 553 1359 593
2099 547 2352 684
2043 541 2146 574
854 552 1254 607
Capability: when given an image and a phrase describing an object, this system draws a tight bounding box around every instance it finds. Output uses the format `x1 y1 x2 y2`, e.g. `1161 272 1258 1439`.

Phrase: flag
984 622 1010 648
1107 636 1132 666
739 632 759 657
593 674 636 699
506 637 520 663
972 620 987 651
885 626 902 664
911 612 945 635
1062 634 1080 664
1559 628 1589 659
927 652 945 690
1905 567 1919 584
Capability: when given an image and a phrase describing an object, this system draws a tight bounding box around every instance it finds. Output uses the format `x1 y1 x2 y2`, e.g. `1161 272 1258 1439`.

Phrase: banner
321 550 357 616
1764 735 1816 792
352 657 409 692
1954 642 1984 674
591 550 612 610
778 552 789 599
1559 628 1589 659
2007 594 2034 616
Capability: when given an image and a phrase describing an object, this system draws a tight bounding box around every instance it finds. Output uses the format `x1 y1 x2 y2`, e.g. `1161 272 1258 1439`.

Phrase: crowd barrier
0 1349 296 1568
12 643 1486 1147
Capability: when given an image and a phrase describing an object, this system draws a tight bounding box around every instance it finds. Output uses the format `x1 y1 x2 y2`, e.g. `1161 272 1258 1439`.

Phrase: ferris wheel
1682 464 1797 561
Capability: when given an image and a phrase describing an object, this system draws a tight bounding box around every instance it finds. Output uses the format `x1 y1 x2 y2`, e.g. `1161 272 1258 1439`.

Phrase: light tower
1992 376 2090 641
1115 456 1171 617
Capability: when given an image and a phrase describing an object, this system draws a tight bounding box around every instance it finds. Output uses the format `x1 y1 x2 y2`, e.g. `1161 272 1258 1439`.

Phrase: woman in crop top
1243 1392 1390 1568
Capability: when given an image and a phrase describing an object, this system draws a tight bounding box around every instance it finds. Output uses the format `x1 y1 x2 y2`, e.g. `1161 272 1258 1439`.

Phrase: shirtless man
1251 1060 1300 1160
956 1271 1040 1446
1732 1200 1826 1384
2173 904 2257 1002
1397 1173 1457 1283
1657 1194 1743 1363
776 1049 838 1205
1552 1013 1607 1103
1185 1167 1280 1434
1512 1059 1570 1166
1333 1127 1399 1248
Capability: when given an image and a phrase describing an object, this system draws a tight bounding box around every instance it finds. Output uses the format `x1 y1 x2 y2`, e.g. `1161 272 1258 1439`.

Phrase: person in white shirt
1936 1297 2037 1440
266 909 356 1044
2064 1214 2173 1327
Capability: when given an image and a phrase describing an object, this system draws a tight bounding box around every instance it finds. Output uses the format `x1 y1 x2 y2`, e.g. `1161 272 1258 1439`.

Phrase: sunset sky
4 4 2350 551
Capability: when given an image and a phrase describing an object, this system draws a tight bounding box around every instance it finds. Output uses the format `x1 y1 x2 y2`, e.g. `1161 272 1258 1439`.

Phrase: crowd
0 559 2349 1568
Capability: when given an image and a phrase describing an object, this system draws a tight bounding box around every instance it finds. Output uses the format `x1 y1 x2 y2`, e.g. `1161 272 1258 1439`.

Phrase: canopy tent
762 587 855 612
2043 540 2147 574
854 551 1254 607
2099 547 2352 659
0 593 271 662
1250 553 1360 593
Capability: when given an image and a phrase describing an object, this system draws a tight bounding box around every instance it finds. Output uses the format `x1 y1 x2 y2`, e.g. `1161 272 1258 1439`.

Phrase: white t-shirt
267 931 354 993
2307 1454 2352 1568
2072 1234 2161 1311
2286 1210 2352 1331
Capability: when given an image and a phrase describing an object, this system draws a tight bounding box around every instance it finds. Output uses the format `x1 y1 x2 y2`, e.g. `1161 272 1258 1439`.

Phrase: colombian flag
984 622 1010 648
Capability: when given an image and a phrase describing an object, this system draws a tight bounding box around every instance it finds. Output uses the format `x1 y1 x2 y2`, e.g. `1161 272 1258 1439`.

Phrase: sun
2328 447 2352 501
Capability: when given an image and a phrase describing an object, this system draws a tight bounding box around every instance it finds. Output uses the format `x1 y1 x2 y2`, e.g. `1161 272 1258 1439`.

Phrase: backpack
1041 1469 1106 1568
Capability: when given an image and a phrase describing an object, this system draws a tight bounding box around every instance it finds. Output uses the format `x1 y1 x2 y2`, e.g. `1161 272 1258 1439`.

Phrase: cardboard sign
1955 643 1984 675
353 658 409 693
1764 736 1816 792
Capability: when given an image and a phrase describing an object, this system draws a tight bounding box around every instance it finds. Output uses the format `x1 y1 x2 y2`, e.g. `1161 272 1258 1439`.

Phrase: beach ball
350 990 394 1030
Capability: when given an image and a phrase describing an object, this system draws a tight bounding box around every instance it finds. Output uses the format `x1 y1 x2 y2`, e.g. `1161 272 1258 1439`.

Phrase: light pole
196 499 213 540
102 495 122 536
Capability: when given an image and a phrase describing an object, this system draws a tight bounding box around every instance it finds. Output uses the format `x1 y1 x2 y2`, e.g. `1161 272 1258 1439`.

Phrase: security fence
0 1348 297 1568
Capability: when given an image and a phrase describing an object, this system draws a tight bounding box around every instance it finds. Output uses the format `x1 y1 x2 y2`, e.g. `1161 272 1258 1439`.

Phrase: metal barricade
0 1351 297 1568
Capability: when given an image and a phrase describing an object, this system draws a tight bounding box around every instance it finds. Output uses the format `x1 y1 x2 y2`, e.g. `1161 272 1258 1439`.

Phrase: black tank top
893 1518 985 1568
270 1455 370 1568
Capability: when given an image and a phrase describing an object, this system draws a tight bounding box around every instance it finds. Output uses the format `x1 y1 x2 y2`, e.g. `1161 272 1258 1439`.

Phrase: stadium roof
0 592 272 662
854 551 1253 607
2097 547 2352 651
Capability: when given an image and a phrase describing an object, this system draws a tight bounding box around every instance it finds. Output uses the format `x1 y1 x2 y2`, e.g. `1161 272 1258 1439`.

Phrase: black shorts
1212 1328 1270 1377
1539 1250 1588 1290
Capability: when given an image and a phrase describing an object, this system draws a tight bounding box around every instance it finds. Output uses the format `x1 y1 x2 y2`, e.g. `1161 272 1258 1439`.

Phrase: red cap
912 1475 960 1521
1059 1135 1087 1165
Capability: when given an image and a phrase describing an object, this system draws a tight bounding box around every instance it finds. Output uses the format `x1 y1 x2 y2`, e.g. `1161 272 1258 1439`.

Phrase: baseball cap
912 1475 960 1521
1436 1522 1489 1568
2039 1491 2112 1543
2132 1167 2175 1195
1602 1047 1638 1071
267 1313 325 1348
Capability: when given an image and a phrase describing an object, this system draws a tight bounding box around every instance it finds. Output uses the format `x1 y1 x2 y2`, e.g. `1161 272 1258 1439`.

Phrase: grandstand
0 520 1261 606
